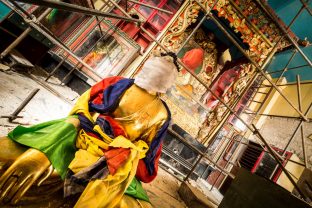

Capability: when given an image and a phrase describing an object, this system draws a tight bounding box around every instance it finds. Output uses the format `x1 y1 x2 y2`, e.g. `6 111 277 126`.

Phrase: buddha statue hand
0 148 51 204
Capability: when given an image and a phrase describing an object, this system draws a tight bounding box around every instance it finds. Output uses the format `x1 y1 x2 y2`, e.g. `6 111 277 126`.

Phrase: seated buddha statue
0 54 179 207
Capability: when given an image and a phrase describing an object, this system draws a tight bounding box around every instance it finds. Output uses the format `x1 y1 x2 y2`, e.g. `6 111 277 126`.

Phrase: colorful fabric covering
69 76 171 206
73 136 149 207
8 76 171 206
7 116 78 179
70 76 171 181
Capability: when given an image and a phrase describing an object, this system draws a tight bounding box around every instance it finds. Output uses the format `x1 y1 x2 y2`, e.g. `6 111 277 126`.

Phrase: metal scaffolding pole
255 0 312 67
259 81 312 87
296 75 307 167
251 54 298 118
282 101 312 155
243 112 308 121
252 77 277 117
2 0 103 81
176 0 219 54
204 5 308 121
13 0 142 22
267 64 309 75
275 50 297 84
0 8 52 58
88 0 104 35
300 0 312 16
127 0 173 14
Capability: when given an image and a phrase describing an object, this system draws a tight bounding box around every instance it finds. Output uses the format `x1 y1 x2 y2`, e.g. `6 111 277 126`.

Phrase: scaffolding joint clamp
23 15 38 24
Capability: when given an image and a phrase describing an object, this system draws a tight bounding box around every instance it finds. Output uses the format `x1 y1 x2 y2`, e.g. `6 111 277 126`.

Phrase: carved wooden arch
157 0 288 65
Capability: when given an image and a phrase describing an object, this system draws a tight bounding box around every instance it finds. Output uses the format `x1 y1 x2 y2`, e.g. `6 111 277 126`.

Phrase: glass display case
52 19 140 78
9 1 90 46
34 7 87 40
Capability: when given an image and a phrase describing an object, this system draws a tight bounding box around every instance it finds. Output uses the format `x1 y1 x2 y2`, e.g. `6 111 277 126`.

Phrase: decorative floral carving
162 2 200 51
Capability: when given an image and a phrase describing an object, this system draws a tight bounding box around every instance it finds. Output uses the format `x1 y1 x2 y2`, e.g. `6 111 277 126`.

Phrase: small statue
0 53 179 207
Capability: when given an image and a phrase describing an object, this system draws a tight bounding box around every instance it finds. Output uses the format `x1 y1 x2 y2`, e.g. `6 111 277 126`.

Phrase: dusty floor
143 168 187 208
143 169 222 208
0 69 78 135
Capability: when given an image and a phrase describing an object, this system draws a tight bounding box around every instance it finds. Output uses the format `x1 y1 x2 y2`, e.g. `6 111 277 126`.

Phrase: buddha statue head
134 53 179 94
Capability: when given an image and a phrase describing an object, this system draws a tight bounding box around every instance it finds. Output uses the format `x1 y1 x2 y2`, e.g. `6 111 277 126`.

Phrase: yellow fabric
94 125 114 144
109 136 148 159
74 136 149 208
76 129 108 156
69 149 100 174
69 89 94 122
118 195 153 208
69 128 108 174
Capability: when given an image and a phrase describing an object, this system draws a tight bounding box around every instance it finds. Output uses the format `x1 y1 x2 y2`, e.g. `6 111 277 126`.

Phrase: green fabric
7 116 78 179
125 177 150 202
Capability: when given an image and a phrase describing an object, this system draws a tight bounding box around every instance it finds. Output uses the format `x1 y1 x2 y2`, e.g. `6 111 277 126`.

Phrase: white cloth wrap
134 56 178 93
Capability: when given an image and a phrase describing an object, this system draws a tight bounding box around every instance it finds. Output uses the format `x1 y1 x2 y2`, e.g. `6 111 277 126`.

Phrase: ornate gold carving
162 1 200 51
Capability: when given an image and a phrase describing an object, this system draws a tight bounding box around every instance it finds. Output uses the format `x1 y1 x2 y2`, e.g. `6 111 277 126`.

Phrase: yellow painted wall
250 78 312 133
249 78 287 129
267 83 312 119
276 154 305 192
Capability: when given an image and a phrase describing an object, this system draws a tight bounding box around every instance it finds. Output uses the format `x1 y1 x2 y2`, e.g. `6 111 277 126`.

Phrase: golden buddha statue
0 54 178 207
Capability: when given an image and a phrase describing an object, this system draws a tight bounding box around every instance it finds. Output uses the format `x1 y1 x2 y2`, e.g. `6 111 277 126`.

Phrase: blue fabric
144 101 171 175
96 116 114 138
78 114 96 133
89 79 134 114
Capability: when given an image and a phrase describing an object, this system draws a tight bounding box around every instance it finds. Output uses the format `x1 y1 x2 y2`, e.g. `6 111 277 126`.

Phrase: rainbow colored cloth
8 76 171 207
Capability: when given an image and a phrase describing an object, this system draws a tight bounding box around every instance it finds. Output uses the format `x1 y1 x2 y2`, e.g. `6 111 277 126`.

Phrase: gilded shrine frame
143 0 290 144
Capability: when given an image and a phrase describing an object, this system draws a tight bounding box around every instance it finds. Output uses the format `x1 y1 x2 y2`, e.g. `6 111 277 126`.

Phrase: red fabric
181 48 204 74
99 115 127 138
206 68 240 108
90 76 162 181
136 144 162 183
104 147 131 175
90 76 124 105
86 131 101 139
